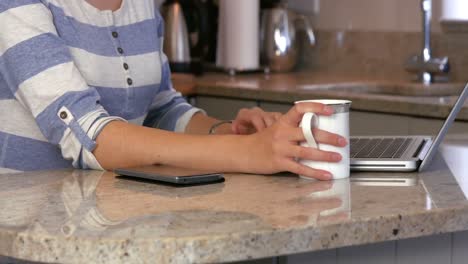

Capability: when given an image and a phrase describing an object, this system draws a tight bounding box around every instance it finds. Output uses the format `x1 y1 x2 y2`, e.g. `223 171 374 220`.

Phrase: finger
282 159 332 180
269 126 304 141
231 120 239 134
274 126 347 147
286 145 342 162
284 103 334 126
272 126 318 143
233 113 251 127
231 121 238 134
251 115 267 132
272 112 282 121
234 108 258 125
263 114 276 127
312 128 348 147
232 121 250 135
253 108 276 127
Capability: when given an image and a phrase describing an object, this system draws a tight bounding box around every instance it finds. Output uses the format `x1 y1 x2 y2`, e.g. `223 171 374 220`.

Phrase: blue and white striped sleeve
143 11 204 133
0 1 123 169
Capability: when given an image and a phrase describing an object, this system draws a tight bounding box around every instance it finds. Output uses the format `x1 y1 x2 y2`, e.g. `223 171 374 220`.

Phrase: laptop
350 82 468 172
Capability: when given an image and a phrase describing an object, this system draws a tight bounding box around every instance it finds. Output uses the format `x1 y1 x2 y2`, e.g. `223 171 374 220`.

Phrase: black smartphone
114 165 224 186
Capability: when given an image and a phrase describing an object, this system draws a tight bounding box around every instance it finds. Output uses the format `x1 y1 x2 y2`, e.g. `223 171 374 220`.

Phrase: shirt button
127 78 133 85
123 63 129 70
112 31 118 38
117 47 124 54
59 111 68 119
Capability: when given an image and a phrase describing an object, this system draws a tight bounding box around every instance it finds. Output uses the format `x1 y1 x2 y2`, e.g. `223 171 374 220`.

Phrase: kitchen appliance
161 0 191 73
161 0 214 75
216 0 261 74
260 3 316 72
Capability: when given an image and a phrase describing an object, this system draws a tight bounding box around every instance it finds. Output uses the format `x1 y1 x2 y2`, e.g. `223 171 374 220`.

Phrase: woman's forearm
92 103 347 180
93 121 249 171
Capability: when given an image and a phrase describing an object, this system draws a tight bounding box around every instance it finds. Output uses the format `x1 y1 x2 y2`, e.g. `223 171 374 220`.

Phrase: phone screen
114 165 224 186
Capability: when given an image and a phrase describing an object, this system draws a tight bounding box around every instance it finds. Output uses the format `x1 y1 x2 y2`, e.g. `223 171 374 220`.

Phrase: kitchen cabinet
350 111 410 136
233 258 277 264
453 231 468 264
259 102 292 114
396 234 452 264
194 96 257 120
280 233 458 264
409 117 468 135
336 242 396 264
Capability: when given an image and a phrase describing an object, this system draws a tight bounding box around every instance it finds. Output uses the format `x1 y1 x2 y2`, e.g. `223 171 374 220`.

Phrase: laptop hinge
412 140 426 158
417 138 433 160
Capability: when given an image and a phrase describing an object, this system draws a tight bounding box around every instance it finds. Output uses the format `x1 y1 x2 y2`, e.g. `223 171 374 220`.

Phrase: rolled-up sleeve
143 54 204 133
0 1 123 169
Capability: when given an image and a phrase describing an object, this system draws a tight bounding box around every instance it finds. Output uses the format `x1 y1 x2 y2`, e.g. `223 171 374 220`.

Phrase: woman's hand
243 102 348 180
232 107 282 135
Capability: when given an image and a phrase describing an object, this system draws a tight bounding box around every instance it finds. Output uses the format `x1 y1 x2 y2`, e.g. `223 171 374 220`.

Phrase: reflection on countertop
441 134 468 199
2 139 468 263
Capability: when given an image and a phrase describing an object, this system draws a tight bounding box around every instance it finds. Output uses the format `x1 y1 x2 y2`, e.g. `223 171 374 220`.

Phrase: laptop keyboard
350 138 414 159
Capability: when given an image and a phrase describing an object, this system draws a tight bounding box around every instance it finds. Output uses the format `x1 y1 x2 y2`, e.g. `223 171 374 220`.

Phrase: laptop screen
419 83 468 172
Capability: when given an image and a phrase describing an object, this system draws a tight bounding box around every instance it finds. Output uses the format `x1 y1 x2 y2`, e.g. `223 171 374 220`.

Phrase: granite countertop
176 72 468 121
1 136 468 263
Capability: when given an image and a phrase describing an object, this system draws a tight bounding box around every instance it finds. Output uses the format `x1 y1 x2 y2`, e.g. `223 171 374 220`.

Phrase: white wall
287 0 443 32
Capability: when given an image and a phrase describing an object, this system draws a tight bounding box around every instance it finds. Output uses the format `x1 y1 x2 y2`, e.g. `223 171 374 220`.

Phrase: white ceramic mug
296 99 352 180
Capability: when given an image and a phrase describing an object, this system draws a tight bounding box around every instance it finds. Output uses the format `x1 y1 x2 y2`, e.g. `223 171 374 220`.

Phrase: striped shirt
0 0 201 173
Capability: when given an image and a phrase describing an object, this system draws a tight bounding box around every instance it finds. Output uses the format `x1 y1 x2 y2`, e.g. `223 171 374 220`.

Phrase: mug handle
301 112 318 149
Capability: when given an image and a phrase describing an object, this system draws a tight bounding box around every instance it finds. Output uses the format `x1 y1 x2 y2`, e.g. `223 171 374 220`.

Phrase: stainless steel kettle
161 0 191 72
160 0 213 74
260 4 316 72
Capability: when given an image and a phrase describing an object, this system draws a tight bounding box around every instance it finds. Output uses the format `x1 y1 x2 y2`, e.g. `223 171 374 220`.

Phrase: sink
298 82 465 97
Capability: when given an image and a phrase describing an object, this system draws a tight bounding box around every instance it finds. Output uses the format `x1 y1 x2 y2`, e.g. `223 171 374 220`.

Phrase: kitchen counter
176 72 468 121
2 136 468 263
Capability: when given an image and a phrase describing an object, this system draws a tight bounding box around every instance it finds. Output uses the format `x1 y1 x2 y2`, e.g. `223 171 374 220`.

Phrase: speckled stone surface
192 73 468 121
1 140 468 263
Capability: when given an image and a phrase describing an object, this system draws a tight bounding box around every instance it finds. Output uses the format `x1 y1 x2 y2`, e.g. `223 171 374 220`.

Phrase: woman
0 0 346 180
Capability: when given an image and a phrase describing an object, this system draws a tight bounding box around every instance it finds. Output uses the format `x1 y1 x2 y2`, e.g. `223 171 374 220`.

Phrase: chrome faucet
405 0 450 84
